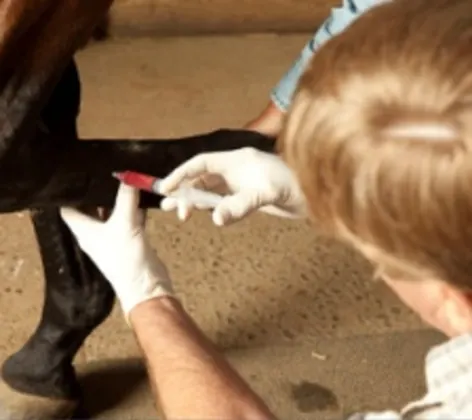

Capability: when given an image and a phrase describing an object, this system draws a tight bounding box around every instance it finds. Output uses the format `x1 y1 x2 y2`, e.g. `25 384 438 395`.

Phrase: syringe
113 170 223 208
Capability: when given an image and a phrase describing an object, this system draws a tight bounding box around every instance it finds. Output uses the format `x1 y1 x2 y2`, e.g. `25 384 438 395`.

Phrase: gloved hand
158 147 307 226
60 183 174 320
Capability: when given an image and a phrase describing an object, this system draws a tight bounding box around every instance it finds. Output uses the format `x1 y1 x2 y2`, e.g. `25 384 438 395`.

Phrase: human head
279 0 472 337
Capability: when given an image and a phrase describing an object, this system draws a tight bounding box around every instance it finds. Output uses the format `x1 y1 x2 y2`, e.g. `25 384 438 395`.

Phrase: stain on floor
290 380 338 412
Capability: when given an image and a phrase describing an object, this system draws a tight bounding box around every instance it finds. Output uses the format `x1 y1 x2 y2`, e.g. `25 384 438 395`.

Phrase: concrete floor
0 35 444 419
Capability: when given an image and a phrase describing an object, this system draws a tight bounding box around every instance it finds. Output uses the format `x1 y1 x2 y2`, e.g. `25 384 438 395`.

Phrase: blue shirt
271 0 383 111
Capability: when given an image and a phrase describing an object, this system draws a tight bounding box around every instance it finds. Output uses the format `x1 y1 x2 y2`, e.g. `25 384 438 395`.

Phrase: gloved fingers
163 190 275 226
177 200 191 221
158 152 230 194
110 183 141 226
60 207 102 241
160 196 216 221
160 197 191 221
160 196 178 212
212 190 266 226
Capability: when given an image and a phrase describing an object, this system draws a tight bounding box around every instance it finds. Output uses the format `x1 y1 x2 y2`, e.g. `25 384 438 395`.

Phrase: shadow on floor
78 358 148 417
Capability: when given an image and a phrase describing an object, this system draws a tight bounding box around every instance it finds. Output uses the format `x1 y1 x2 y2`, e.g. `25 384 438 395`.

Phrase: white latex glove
158 147 307 226
60 183 174 320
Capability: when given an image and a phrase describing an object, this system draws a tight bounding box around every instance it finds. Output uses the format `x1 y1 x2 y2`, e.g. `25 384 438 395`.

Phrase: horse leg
0 53 275 418
0 61 117 419
0 136 275 420
0 207 115 419
6 130 275 212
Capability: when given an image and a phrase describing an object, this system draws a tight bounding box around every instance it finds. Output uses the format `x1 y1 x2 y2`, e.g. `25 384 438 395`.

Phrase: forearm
130 297 275 420
270 0 378 113
244 101 284 138
245 1 372 137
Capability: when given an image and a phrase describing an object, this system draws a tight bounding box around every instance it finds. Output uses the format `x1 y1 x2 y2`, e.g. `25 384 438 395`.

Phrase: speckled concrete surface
0 35 445 419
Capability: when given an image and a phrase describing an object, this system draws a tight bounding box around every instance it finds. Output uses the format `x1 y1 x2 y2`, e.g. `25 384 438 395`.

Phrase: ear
441 285 472 336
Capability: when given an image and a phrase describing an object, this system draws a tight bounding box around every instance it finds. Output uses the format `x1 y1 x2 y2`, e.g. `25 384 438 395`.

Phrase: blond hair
279 0 472 290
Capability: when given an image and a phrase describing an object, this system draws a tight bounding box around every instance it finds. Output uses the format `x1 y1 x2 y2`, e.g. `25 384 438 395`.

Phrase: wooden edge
92 2 335 38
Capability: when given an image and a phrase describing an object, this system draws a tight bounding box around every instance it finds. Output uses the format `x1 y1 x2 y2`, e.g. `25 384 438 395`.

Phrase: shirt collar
425 332 472 393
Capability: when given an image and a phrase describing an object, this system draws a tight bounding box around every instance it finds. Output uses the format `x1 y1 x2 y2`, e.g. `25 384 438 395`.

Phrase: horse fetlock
2 336 81 400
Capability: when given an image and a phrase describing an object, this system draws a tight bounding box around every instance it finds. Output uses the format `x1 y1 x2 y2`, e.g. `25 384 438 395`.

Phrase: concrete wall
106 0 338 36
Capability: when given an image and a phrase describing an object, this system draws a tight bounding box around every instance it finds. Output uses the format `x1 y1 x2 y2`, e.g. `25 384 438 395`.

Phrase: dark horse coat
0 1 274 417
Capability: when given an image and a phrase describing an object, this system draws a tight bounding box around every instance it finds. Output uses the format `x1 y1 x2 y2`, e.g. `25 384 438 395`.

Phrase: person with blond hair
59 0 472 418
